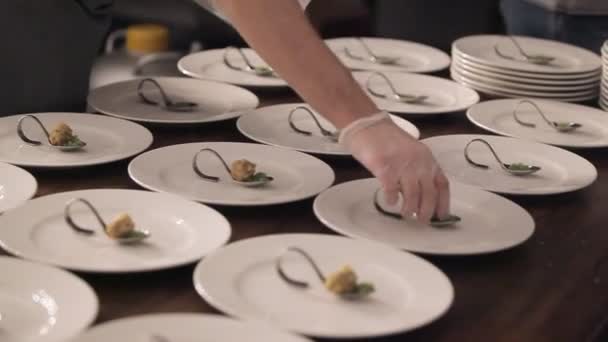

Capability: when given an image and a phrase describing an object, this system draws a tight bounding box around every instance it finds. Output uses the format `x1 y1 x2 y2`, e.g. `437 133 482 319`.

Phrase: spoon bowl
553 122 582 133
505 163 542 176
114 228 151 244
373 189 461 227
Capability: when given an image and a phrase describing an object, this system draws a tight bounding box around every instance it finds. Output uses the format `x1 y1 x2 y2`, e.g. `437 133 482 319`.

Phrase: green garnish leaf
63 135 86 147
508 163 529 171
245 172 274 183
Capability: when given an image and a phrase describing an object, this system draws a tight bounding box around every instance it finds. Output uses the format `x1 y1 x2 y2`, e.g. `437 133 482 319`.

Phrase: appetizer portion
230 159 273 183
49 122 85 147
325 265 375 298
277 247 375 300
65 198 150 244
105 213 137 239
17 115 86 151
464 138 541 176
193 148 274 187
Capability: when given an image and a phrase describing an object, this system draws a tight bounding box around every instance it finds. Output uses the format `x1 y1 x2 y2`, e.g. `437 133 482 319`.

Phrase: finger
382 180 401 206
399 176 420 219
434 171 451 219
418 176 438 224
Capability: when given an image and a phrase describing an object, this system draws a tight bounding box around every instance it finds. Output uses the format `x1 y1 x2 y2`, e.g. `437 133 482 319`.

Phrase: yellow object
105 213 136 239
126 24 169 54
231 159 257 182
325 265 358 294
49 123 74 146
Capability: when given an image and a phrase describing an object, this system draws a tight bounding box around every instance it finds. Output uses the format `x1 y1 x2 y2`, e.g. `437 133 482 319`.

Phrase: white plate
88 77 259 125
452 75 599 103
354 71 479 114
467 99 608 148
71 313 312 342
452 56 601 85
451 68 598 98
193 233 453 339
0 189 231 273
236 103 420 156
178 49 288 88
325 37 451 73
0 162 37 213
0 256 98 342
313 179 535 255
423 134 597 195
453 35 602 74
0 113 153 169
453 50 601 80
452 62 599 92
129 142 335 206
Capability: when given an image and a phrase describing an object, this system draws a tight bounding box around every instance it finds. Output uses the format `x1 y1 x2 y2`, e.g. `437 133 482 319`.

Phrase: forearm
212 0 379 128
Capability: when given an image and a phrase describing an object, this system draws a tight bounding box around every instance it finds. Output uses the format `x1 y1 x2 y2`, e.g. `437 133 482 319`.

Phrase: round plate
452 56 600 85
72 313 312 342
467 99 608 148
314 179 535 255
0 256 98 342
354 71 480 114
453 35 602 74
423 134 597 195
178 49 287 88
129 142 335 206
0 162 37 213
452 62 599 92
453 51 601 80
88 77 259 125
452 76 599 103
193 233 454 339
325 37 451 73
0 113 153 169
0 189 231 273
451 68 598 98
236 103 419 156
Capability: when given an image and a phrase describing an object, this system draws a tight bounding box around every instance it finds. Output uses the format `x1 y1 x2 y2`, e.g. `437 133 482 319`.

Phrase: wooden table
4 93 608 342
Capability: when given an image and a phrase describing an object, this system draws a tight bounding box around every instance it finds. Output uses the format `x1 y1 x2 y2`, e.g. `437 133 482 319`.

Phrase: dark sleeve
0 0 111 115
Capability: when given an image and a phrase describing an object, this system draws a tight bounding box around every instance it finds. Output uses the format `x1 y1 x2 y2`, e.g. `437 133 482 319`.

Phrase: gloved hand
339 112 450 223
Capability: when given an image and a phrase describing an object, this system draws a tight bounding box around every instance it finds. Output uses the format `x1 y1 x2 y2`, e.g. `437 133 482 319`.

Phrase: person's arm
211 0 376 128
211 0 450 222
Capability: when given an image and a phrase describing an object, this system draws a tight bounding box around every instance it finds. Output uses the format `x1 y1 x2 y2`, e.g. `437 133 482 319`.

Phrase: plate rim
192 233 455 339
0 255 99 341
354 71 481 115
0 188 232 273
325 36 451 73
177 48 289 88
128 142 336 206
236 102 420 156
0 113 154 169
452 35 602 75
466 99 608 148
422 134 598 195
87 77 260 125
0 162 38 213
312 178 536 255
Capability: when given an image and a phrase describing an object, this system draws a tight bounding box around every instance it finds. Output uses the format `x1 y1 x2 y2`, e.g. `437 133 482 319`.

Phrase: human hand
340 112 450 223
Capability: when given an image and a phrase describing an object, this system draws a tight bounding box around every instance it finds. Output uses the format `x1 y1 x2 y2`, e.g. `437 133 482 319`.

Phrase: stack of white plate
451 35 602 102
601 41 608 110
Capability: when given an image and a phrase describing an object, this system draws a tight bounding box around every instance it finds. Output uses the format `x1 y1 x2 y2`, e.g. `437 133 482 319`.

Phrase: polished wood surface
3 92 608 342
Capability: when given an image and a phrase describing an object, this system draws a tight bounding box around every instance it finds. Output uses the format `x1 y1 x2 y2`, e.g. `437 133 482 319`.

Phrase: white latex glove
340 112 450 223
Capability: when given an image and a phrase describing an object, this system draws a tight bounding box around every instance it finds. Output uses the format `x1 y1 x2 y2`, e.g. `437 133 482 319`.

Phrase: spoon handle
192 148 232 182
513 99 554 128
137 78 173 107
288 106 336 137
223 46 256 72
464 138 510 172
17 115 51 146
64 198 107 235
276 247 326 289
